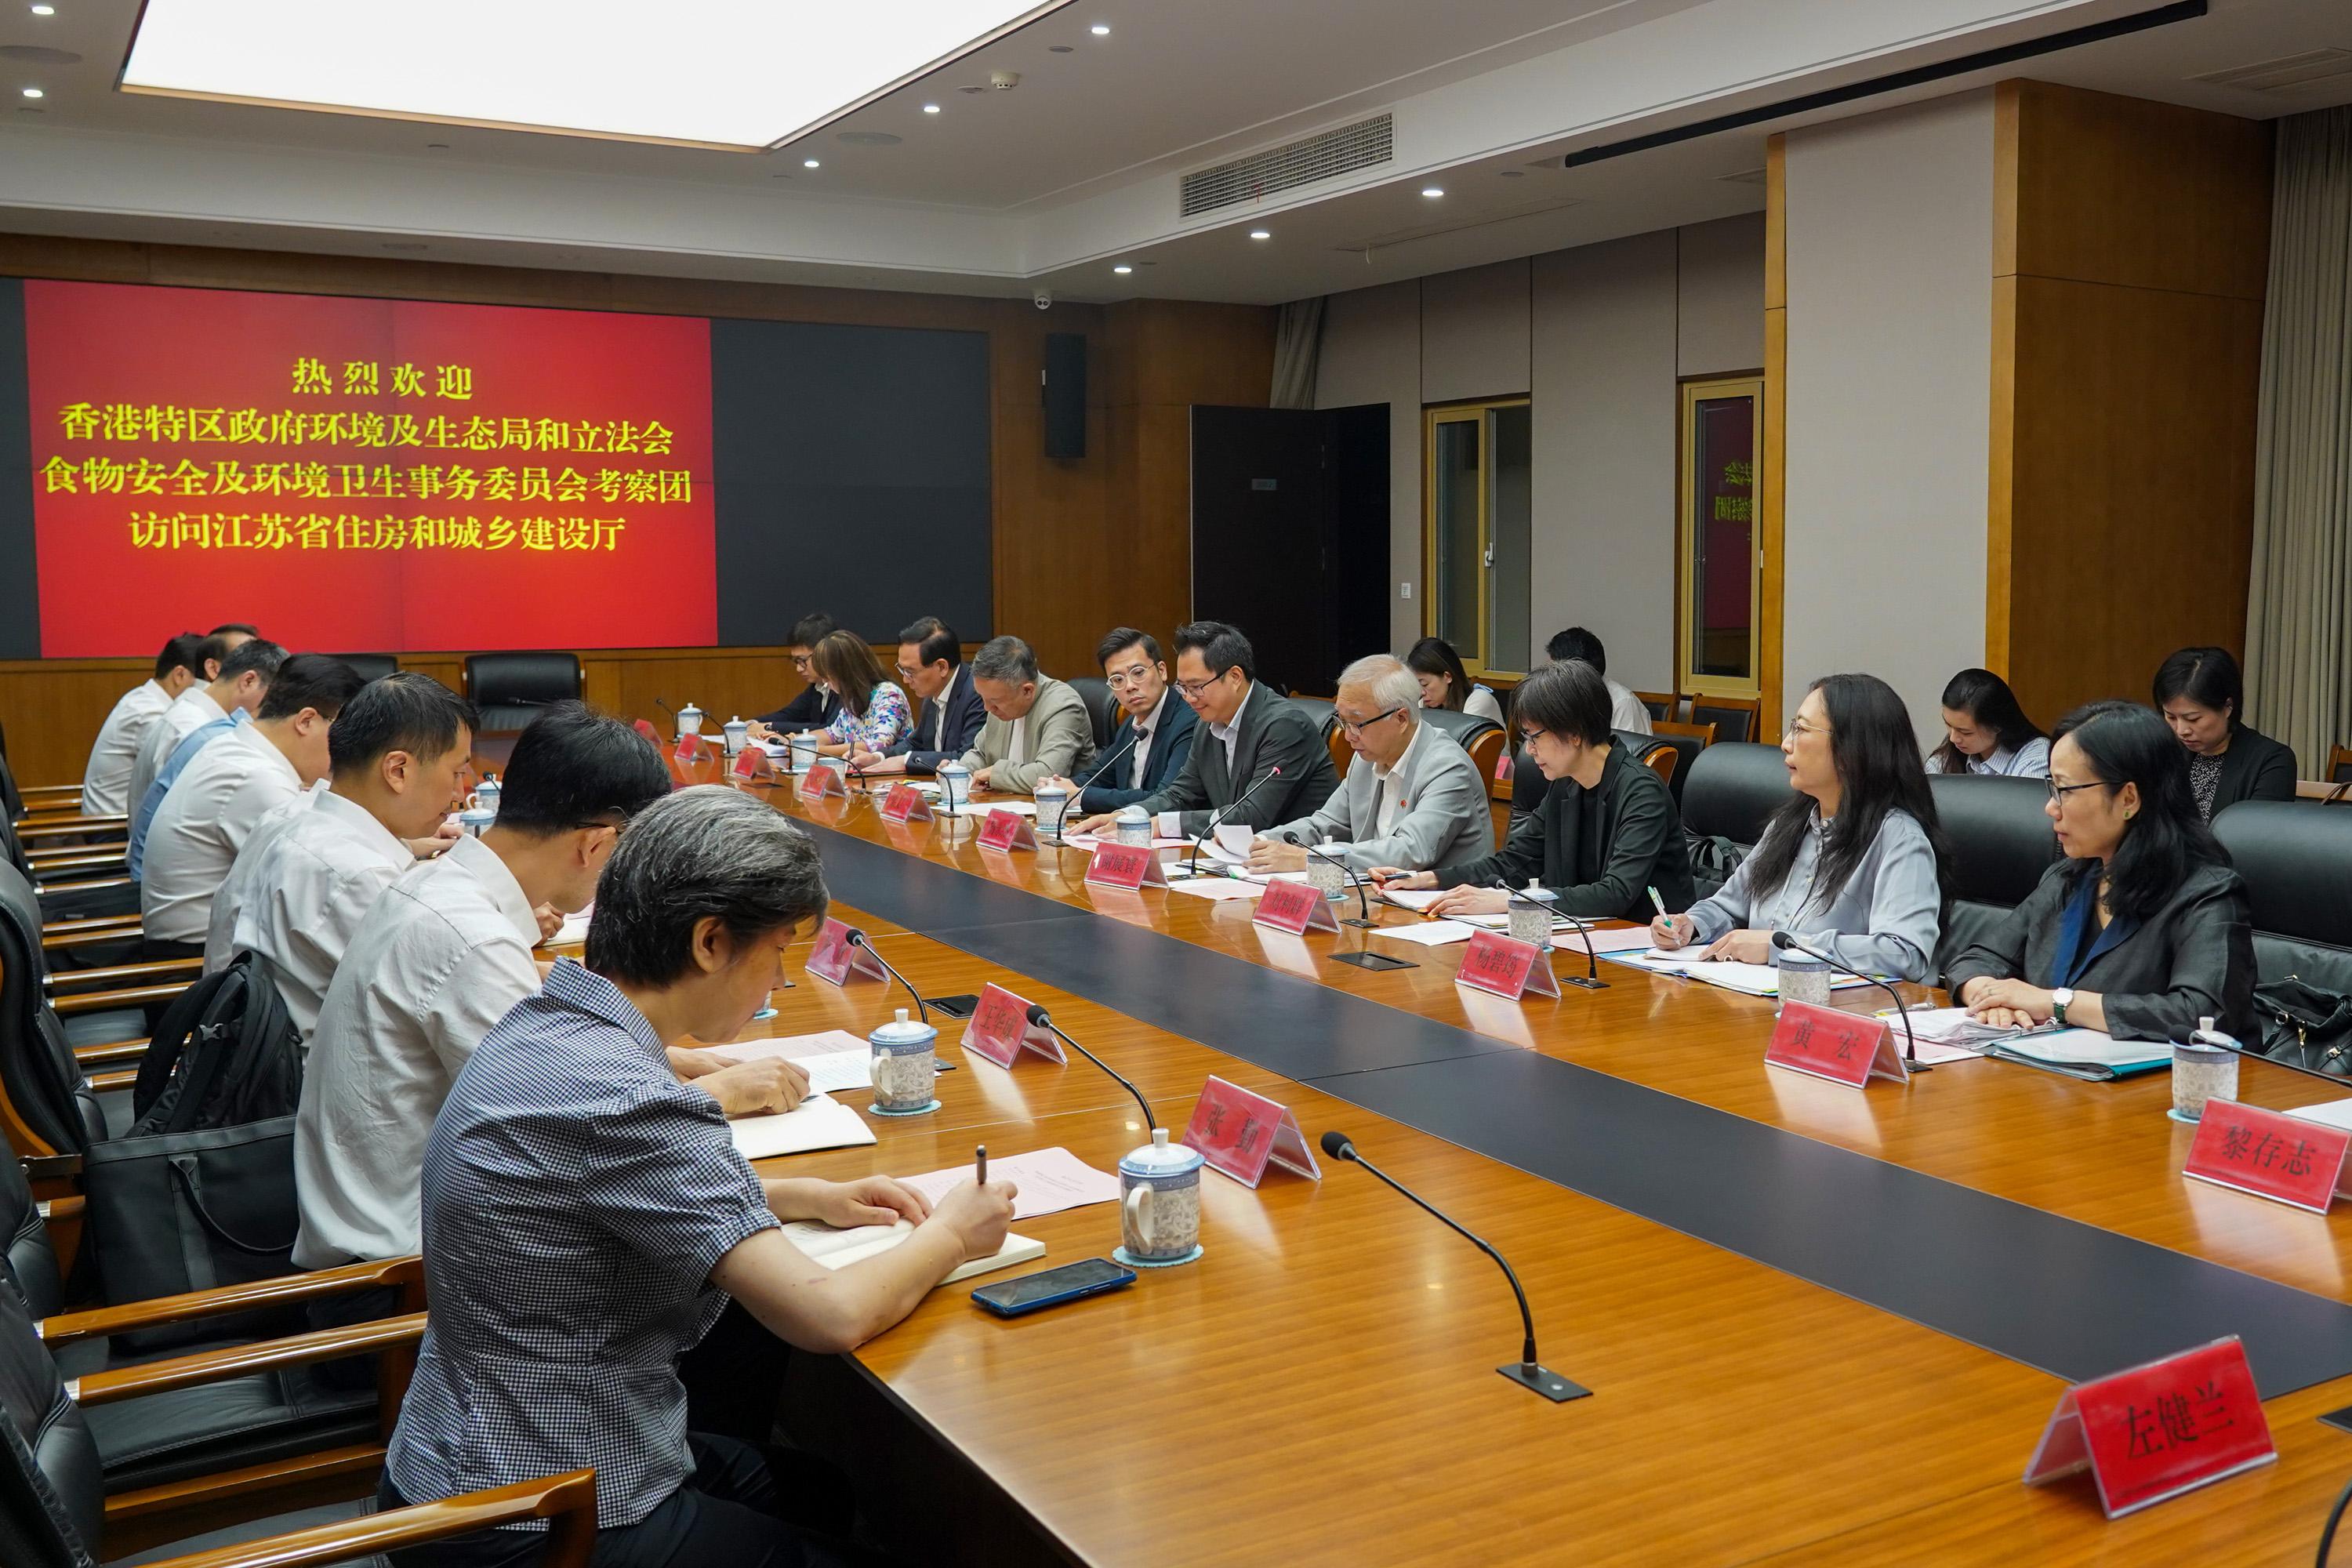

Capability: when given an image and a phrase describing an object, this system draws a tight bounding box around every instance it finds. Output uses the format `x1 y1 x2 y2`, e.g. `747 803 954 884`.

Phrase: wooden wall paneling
1759 134 1787 739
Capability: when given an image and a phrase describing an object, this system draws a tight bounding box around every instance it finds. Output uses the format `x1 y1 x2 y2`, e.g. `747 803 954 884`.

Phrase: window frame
1676 375 1766 702
1420 396 1531 681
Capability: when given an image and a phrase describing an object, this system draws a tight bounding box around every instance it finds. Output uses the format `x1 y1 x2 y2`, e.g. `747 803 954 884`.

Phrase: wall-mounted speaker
1043 332 1086 459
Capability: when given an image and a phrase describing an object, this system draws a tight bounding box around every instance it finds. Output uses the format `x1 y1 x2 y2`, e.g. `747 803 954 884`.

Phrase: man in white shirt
204 673 478 1044
1545 626 1653 737
79 633 207 816
296 705 804 1271
140 653 362 957
127 634 282 824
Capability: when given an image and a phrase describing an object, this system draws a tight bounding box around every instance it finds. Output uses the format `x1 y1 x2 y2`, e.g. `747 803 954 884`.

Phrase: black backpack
129 951 303 1132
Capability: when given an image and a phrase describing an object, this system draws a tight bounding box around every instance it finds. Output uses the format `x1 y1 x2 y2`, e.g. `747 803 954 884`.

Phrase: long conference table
633 742 2352 1565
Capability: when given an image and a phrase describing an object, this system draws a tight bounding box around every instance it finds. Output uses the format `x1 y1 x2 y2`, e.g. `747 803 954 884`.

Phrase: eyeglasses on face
2047 779 2105 806
1784 719 1828 741
1174 666 1236 699
1338 707 1406 737
1105 662 1156 690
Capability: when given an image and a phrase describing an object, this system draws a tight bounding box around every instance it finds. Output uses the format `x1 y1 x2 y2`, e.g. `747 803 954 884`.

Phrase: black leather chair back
1690 698 1758 745
1645 730 1706 805
326 654 400 684
1287 695 1338 742
0 866 103 1157
1929 775 2059 909
463 652 583 731
0 749 23 826
2214 801 2352 949
0 1160 60 1320
1679 742 1791 849
0 1281 103 1568
1417 706 1501 754
1069 677 1118 751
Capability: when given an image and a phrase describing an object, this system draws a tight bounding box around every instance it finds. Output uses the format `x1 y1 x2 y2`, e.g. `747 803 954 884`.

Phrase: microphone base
1497 1361 1591 1403
1561 976 1608 991
1333 950 1417 971
1338 916 1379 928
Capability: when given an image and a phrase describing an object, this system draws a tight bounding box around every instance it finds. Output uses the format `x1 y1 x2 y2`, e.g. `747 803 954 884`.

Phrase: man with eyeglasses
850 615 987 777
1036 627 1197 815
1246 653 1490 874
753 612 844 732
1072 619 1339 839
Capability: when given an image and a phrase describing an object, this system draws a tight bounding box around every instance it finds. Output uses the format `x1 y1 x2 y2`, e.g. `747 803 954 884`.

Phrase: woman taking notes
1650 673 1947 982
1373 659 1693 920
1404 636 1505 727
800 630 912 760
2152 645 2296 821
1946 702 2256 1040
1929 668 2049 777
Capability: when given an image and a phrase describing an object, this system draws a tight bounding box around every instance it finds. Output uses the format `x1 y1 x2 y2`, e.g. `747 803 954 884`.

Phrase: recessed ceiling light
1090 23 1109 34
1248 230 1270 241
19 86 41 98
30 4 56 15
1113 264 1132 274
803 158 820 168
118 0 1062 151
922 103 940 114
1421 186 1444 198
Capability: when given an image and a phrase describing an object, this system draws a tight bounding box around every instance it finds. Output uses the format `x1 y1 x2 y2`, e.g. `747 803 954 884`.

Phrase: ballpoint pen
975 1145 987 1187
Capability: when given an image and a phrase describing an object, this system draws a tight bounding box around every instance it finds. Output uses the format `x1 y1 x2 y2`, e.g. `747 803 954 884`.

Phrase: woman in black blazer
1374 660 1693 922
1947 701 2256 1042
2154 645 2296 821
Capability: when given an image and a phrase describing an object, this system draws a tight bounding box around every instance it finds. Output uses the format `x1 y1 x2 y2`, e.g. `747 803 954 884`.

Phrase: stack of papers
1974 1028 2169 1080
1599 949 1874 995
949 800 1035 818
779 1218 1045 1284
729 1093 877 1160
711 1029 875 1094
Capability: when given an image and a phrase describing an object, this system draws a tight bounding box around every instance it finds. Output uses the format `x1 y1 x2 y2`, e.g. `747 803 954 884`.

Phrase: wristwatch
2051 988 2074 1027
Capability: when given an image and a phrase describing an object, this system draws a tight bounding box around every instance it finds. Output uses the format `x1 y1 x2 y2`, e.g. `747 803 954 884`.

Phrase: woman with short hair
1947 701 2256 1040
1651 672 1948 982
1929 668 2049 778
2151 645 2296 821
382 787 1014 1567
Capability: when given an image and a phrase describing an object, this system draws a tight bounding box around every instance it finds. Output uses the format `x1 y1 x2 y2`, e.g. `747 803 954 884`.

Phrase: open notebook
779 1218 1044 1284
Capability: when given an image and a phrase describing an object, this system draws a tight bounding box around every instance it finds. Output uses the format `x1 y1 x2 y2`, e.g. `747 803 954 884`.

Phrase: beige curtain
1270 296 1324 409
2246 105 2352 772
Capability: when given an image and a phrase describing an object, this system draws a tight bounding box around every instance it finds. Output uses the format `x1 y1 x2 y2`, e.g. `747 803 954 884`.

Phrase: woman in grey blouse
1651 673 1948 982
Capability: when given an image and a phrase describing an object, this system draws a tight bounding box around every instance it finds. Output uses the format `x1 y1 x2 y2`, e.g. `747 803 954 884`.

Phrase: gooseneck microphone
1185 765 1283 880
1319 1131 1588 1404
1026 1004 1155 1131
1499 880 1605 990
1769 930 1924 1072
846 929 928 1027
1070 727 1142 796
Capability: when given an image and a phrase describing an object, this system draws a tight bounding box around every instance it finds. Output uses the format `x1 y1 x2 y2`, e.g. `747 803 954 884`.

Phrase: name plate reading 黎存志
960 982 1066 1069
879 782 933 822
1183 1076 1320 1189
2023 1335 2274 1518
1763 1000 1909 1088
804 918 889 987
1253 878 1340 936
1454 929 1560 1001
1085 843 1167 891
797 762 847 800
977 809 1038 852
2183 1098 2352 1214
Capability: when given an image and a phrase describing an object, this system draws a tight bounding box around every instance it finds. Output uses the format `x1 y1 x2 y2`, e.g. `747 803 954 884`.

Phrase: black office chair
1643 728 1708 808
1689 695 1761 745
1286 695 1338 743
1069 676 1119 751
1677 742 1789 899
463 652 583 731
1928 775 2061 975
2213 801 2352 996
1417 706 1500 752
325 653 400 684
0 864 122 1155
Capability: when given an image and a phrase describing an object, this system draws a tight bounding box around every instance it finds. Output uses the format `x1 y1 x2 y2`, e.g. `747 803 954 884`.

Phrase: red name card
633 718 660 743
878 782 933 822
1764 1000 1909 1087
1253 877 1340 935
731 746 774 783
959 982 1066 1069
976 808 1038 852
673 731 706 764
1085 842 1167 890
2183 1099 2352 1214
804 918 889 987
796 761 847 800
1454 929 1561 1001
2024 1336 2274 1519
1183 1075 1320 1189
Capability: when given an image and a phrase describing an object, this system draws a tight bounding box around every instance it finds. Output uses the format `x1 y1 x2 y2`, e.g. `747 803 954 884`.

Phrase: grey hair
1338 654 1421 717
585 786 829 986
971 634 1039 684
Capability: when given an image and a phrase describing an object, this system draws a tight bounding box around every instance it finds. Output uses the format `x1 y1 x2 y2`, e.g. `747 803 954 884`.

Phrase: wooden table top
637 752 2352 1564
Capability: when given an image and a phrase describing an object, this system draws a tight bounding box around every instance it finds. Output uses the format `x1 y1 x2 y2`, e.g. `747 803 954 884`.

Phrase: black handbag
78 1116 303 1354
2254 977 2352 1078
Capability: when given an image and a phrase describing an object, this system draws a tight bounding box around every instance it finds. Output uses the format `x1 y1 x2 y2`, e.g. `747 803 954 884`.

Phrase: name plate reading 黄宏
960 982 1066 1069
1764 1000 1909 1088
1183 1076 1320 1189
2183 1098 2352 1214
1454 930 1560 1001
2023 1335 2274 1518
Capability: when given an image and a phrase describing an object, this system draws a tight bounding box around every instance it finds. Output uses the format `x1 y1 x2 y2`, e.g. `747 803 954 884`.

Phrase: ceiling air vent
2190 48 2352 94
1181 113 1392 218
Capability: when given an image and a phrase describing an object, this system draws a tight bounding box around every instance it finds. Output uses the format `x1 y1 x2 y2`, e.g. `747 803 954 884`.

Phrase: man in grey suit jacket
1249 654 1492 875
957 634 1094 794
1073 620 1339 838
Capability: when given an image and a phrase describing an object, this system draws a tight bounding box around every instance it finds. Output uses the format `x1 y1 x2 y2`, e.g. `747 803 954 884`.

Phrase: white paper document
1596 949 1871 995
1371 920 1481 947
779 1218 1044 1285
899 1147 1120 1221
1167 877 1269 902
1581 924 1670 954
712 1030 875 1094
728 1093 877 1160
2288 1099 2352 1132
949 800 1036 818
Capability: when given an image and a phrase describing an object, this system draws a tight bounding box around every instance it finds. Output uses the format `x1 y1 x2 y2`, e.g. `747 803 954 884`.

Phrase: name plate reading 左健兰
1764 1000 1909 1088
1085 843 1167 891
960 982 1066 1069
1183 1076 1320 1189
2183 1098 2352 1214
1253 877 1340 935
1454 929 1560 1001
977 809 1038 852
804 918 888 987
2023 1335 2274 1518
